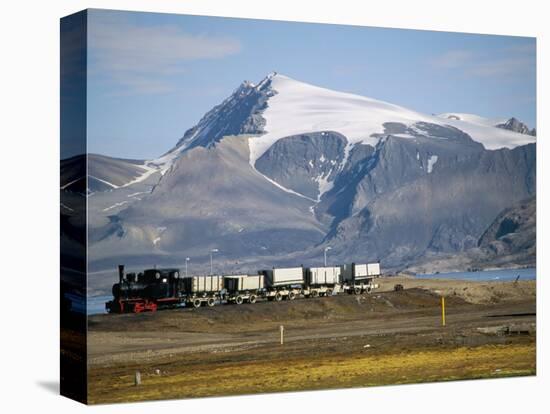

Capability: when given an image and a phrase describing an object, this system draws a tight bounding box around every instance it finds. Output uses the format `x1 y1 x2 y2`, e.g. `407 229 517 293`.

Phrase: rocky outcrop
496 117 536 136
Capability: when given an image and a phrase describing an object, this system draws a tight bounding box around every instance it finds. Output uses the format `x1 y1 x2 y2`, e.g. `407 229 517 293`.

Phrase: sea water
416 267 536 282
87 295 112 315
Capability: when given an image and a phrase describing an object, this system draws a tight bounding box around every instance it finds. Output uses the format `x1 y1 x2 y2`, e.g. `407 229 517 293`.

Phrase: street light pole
185 257 190 277
210 249 219 275
324 246 332 267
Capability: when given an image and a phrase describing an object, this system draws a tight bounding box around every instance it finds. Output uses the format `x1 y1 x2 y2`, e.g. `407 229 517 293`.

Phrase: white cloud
430 43 535 79
467 56 534 77
88 16 242 94
431 50 476 69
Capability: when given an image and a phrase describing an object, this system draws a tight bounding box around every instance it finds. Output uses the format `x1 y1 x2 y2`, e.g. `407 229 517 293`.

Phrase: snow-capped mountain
156 73 534 202
77 72 536 288
169 73 533 160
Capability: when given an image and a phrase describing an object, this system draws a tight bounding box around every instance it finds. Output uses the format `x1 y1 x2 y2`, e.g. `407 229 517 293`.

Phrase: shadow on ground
37 381 59 394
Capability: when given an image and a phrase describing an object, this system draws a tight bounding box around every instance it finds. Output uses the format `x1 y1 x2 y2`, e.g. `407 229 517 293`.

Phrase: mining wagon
260 267 304 301
223 274 264 304
303 266 341 297
340 262 380 294
180 275 224 308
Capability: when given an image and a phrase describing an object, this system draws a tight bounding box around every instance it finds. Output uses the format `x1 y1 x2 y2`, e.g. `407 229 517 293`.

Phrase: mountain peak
496 117 536 136
254 71 280 90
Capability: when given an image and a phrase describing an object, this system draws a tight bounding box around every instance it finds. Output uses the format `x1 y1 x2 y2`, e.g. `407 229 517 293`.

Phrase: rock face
496 117 536 136
83 73 536 285
255 131 347 200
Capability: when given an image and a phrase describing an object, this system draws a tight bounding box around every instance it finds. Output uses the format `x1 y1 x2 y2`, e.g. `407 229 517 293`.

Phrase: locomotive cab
141 268 181 298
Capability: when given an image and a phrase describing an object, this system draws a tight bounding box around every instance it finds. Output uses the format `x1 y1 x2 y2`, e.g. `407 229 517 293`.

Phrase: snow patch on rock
427 155 438 174
315 169 334 201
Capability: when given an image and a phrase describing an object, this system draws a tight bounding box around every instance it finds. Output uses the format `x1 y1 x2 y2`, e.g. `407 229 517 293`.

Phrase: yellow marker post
280 325 284 345
441 296 446 327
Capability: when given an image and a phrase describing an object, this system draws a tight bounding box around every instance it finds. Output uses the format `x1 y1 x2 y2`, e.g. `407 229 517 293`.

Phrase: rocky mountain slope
406 197 536 274
478 196 536 260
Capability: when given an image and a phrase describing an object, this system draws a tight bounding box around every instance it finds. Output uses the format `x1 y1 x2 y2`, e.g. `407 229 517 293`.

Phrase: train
106 262 381 313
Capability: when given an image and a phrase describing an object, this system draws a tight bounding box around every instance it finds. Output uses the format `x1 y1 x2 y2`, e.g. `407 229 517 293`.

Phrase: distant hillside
404 197 535 274
477 197 536 263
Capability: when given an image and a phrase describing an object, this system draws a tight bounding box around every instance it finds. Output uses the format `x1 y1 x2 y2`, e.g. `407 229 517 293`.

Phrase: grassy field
88 341 535 404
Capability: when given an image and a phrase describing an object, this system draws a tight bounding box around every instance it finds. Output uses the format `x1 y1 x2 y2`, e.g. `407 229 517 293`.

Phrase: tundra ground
87 279 536 404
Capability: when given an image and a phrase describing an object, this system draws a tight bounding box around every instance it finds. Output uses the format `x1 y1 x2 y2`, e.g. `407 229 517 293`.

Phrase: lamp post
210 249 219 275
324 246 332 267
185 257 190 277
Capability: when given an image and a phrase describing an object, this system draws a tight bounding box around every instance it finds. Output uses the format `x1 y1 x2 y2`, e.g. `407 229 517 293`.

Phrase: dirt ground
87 279 536 404
376 276 536 304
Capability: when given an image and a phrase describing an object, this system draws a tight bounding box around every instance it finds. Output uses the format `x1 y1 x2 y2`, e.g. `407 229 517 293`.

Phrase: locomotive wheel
354 287 362 295
366 286 372 294
311 290 319 298
326 289 333 297
275 292 283 302
288 291 296 301
249 294 257 304
235 295 244 305
192 299 202 308
207 298 216 307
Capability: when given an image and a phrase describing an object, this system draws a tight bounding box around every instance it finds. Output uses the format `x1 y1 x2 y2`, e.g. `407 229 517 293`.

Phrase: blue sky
87 9 536 159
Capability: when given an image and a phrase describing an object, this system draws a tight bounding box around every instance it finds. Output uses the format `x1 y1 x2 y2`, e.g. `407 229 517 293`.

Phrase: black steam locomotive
107 265 182 313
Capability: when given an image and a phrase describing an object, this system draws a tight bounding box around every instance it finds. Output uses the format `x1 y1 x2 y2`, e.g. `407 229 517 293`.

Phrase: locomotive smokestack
118 265 125 283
